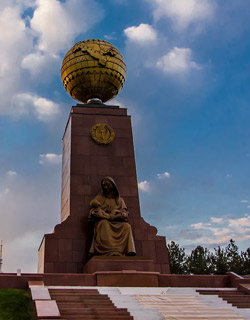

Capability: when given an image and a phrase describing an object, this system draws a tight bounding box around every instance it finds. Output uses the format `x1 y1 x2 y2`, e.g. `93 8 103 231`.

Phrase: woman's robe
89 193 136 256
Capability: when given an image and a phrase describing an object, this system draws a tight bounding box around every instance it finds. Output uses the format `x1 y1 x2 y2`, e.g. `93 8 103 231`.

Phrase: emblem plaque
90 123 115 145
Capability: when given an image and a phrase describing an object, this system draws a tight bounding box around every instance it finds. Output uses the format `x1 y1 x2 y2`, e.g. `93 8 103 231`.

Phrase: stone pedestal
84 256 155 273
38 103 170 274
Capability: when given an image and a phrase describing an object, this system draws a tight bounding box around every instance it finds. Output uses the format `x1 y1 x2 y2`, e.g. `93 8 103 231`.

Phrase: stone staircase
30 282 249 320
48 287 133 320
133 289 247 320
197 288 250 309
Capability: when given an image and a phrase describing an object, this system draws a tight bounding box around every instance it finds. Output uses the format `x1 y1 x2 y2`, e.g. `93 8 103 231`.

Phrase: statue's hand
91 209 110 220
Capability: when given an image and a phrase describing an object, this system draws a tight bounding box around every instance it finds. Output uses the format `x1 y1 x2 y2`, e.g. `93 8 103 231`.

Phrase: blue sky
0 0 250 272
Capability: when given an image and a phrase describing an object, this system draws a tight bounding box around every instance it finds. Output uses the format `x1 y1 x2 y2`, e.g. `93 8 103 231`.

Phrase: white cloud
149 0 214 29
39 153 62 165
0 5 33 114
21 52 59 77
156 47 201 74
188 215 250 247
191 222 211 229
33 97 60 120
12 93 60 121
157 172 171 179
210 217 223 223
241 200 249 203
138 180 151 192
104 33 117 41
0 169 61 272
228 216 250 228
138 171 171 193
0 1 103 116
124 23 157 44
7 171 17 177
30 0 103 54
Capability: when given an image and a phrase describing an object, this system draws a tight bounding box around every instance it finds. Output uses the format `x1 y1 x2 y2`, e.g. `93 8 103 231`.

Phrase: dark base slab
84 256 155 273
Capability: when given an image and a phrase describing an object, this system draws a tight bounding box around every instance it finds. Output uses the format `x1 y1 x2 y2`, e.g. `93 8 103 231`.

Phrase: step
60 308 129 314
63 316 133 320
49 289 99 293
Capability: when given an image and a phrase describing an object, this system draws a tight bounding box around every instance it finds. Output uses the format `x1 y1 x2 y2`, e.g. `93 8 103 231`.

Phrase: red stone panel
134 240 143 256
44 239 58 262
58 239 72 262
155 240 169 264
160 263 170 274
142 241 157 260
44 262 55 273
134 229 148 241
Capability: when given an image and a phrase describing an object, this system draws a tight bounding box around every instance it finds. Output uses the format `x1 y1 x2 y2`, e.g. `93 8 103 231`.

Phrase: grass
0 289 36 320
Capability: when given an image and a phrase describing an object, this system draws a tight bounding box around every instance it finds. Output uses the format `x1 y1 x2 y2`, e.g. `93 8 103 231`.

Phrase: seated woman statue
88 176 136 256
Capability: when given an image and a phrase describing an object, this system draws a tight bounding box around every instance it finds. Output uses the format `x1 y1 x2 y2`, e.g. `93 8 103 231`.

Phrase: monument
38 39 170 274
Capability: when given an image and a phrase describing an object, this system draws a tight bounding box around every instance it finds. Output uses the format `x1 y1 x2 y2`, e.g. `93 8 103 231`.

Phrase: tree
167 241 188 274
211 246 228 275
224 239 244 275
242 247 250 275
167 240 249 275
187 245 213 274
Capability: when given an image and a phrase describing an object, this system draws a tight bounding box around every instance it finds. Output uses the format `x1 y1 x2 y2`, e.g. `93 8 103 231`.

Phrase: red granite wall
38 104 170 274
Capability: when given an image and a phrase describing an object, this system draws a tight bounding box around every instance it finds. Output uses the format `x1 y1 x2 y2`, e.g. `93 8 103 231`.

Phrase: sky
0 0 250 272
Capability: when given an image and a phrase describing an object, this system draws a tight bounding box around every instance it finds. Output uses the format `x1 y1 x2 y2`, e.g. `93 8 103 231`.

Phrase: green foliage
224 239 244 275
167 241 188 274
167 239 250 275
0 289 36 320
187 245 213 275
242 247 250 275
211 245 228 275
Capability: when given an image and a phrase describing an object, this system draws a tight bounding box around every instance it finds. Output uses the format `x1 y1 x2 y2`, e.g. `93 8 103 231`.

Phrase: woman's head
101 176 119 198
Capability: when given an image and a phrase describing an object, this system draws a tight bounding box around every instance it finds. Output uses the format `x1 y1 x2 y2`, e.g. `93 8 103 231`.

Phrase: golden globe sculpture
61 39 126 103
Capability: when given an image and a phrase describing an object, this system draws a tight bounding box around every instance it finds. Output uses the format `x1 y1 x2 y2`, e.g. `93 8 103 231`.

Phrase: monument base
84 256 155 273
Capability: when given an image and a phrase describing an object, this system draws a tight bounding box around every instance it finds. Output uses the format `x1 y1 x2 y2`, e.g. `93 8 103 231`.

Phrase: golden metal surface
61 39 126 103
90 123 115 145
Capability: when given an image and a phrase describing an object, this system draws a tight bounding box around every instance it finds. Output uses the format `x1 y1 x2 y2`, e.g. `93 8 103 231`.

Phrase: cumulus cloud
240 200 249 203
124 23 157 44
156 47 201 74
0 0 103 116
39 153 62 165
21 52 59 77
157 172 171 179
30 0 103 54
149 0 215 29
138 180 151 192
12 93 60 121
0 5 33 114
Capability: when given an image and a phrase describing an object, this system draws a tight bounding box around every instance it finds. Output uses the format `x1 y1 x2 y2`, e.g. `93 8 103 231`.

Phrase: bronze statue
89 177 136 256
